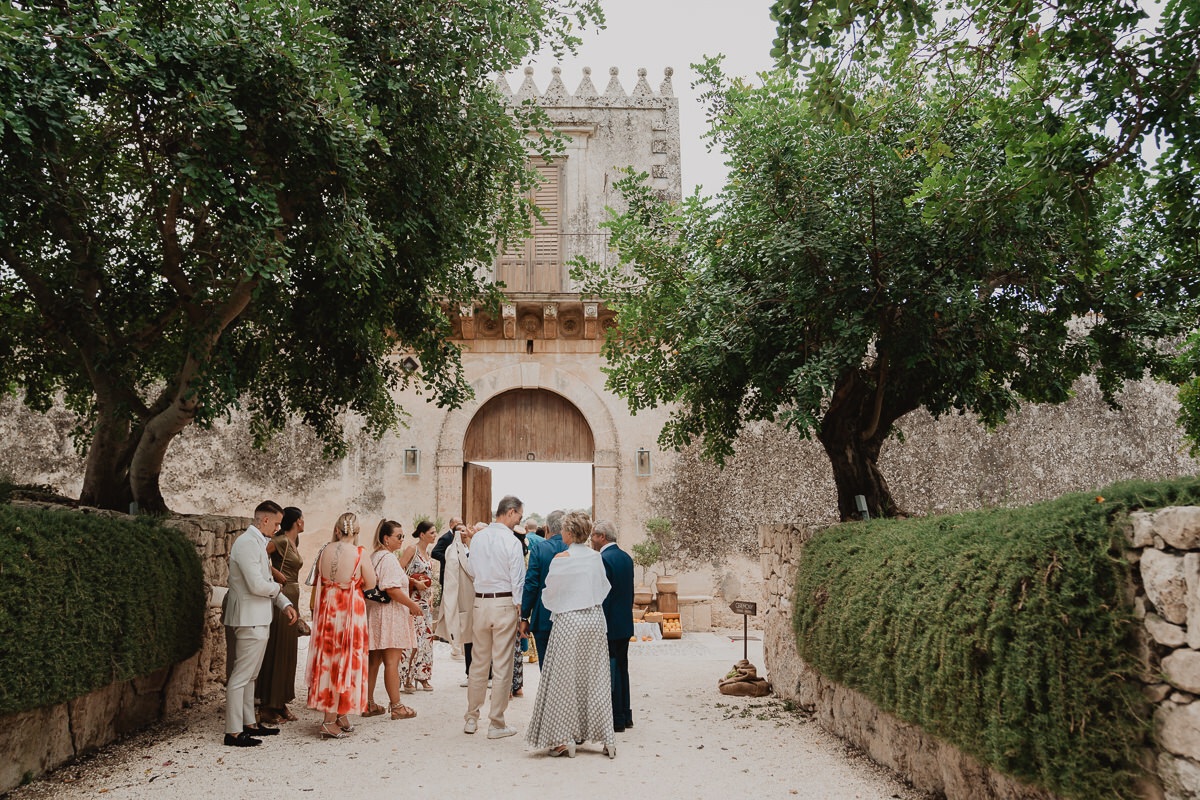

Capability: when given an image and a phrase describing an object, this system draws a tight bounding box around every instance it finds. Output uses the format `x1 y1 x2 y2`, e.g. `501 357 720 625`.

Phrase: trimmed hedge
0 505 205 716
793 476 1200 800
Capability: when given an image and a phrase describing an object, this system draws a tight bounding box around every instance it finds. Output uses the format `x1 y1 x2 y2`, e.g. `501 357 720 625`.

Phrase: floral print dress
306 547 369 715
400 548 435 685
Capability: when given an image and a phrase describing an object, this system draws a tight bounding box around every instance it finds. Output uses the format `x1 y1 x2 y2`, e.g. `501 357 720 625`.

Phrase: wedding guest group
221 496 637 756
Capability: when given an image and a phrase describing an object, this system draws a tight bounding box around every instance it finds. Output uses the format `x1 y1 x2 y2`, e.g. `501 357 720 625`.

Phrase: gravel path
9 632 928 800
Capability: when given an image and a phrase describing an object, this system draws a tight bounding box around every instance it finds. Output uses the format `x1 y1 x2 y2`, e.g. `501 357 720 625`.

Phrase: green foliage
768 0 1200 451
630 539 661 585
792 476 1200 799
0 0 602 511
578 58 1190 520
643 516 676 571
0 505 204 716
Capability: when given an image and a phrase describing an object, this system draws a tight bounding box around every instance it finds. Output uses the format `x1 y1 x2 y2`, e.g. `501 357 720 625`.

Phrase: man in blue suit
519 510 566 667
593 519 635 732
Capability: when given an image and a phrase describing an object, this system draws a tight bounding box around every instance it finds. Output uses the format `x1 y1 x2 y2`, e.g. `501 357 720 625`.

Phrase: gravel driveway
8 631 928 800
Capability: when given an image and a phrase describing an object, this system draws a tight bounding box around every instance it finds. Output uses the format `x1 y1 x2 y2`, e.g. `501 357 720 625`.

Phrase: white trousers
226 625 269 734
465 597 519 729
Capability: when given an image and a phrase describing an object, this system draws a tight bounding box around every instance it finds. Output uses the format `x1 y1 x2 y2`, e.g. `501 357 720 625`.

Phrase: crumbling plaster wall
653 374 1199 621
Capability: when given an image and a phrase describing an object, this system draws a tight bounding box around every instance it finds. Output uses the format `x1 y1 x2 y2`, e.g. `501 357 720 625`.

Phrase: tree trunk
817 375 911 521
128 393 198 515
78 403 137 512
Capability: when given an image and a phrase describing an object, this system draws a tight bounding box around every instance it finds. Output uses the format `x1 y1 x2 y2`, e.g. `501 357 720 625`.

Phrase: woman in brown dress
257 506 304 723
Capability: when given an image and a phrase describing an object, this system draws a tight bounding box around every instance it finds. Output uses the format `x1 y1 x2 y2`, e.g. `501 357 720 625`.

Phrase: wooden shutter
531 162 562 291
493 161 563 292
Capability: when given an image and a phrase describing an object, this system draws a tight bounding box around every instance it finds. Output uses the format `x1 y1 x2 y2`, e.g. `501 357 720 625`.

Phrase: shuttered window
496 161 563 292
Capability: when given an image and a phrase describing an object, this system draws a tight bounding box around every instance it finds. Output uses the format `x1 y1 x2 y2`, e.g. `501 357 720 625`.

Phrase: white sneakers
466 717 516 739
459 678 470 687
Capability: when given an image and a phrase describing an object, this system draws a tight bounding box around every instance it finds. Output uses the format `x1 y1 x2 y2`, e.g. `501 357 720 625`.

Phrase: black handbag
363 551 392 604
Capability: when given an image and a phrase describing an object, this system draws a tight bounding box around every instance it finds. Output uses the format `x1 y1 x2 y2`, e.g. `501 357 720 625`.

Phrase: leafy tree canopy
0 0 602 512
579 58 1192 520
768 0 1200 449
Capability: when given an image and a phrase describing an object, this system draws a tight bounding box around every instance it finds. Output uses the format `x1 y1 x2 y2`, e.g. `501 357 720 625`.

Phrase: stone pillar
594 448 618 523
436 449 464 525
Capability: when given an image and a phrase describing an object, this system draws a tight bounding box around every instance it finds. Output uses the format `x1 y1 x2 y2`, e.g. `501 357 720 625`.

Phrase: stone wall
0 508 244 794
1128 507 1200 799
1 369 1195 615
759 516 1200 800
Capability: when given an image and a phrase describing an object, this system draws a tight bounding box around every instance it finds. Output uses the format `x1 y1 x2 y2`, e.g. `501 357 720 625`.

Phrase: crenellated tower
450 66 682 350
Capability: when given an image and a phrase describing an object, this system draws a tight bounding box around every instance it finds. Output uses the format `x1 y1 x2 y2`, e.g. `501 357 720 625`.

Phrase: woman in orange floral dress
306 512 377 739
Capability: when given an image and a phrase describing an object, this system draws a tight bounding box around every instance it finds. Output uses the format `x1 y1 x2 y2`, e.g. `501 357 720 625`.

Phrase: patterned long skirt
525 605 614 750
511 634 524 693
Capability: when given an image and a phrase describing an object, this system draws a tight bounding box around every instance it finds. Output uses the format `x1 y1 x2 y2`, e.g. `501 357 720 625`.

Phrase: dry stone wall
760 515 1200 800
1129 507 1200 800
0 508 245 794
659 376 1196 557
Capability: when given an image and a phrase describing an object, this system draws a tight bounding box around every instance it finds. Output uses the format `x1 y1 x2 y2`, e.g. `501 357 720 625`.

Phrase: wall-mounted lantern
635 447 652 477
403 447 420 475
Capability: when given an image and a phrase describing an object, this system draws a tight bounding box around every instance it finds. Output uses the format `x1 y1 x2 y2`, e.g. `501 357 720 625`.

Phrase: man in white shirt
462 495 526 739
223 501 297 747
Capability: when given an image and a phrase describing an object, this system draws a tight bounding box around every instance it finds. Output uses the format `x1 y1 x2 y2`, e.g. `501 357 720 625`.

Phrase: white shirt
462 521 525 607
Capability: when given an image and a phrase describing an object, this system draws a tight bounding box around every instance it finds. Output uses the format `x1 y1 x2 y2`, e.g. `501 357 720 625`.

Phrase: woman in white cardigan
524 511 616 759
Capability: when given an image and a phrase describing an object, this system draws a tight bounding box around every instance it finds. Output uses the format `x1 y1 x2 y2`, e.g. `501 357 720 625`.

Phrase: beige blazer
435 533 474 646
223 526 291 628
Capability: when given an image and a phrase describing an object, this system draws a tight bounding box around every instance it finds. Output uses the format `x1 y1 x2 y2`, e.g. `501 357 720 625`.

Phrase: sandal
416 680 434 692
362 702 386 718
402 682 416 694
259 709 284 725
320 722 347 740
336 714 355 732
390 702 417 720
282 706 298 722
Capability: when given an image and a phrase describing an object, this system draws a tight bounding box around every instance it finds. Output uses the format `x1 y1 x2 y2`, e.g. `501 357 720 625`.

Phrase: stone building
1 65 1196 629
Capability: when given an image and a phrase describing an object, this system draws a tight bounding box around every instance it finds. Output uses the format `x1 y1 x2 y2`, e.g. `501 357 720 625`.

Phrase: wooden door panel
463 389 594 462
463 462 492 527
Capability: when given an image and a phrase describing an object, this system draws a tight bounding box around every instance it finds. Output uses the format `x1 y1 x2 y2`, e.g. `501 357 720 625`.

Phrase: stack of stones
1129 506 1200 798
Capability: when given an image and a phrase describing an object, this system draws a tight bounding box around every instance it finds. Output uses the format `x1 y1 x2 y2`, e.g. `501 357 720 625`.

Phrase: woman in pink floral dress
398 520 437 692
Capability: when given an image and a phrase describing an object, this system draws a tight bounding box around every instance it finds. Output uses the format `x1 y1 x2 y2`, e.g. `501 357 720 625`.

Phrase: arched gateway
435 363 619 525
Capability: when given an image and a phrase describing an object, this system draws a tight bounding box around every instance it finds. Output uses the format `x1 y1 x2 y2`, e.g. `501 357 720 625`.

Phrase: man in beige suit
223 501 297 747
462 496 525 739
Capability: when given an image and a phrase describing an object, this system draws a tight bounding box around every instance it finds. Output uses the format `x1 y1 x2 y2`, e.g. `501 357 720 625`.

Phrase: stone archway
434 362 619 523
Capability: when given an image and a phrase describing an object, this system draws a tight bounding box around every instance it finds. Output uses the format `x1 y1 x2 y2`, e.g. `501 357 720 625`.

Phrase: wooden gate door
462 462 492 526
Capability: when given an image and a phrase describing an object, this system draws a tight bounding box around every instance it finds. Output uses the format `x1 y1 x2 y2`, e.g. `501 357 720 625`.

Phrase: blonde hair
561 511 592 545
333 512 358 543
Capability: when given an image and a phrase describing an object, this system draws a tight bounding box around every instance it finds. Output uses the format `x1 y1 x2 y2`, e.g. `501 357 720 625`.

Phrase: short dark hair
255 500 284 517
495 495 523 518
